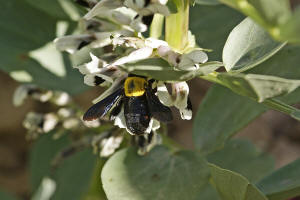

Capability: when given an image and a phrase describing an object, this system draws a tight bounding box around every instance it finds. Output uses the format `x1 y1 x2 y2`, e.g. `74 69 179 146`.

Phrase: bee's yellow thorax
124 77 147 97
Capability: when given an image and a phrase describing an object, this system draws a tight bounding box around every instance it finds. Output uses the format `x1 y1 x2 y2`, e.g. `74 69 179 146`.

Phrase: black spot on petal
94 76 105 86
77 40 91 50
187 97 192 111
142 15 154 26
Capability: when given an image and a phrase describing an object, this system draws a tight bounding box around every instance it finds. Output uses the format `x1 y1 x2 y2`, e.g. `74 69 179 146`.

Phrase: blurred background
1 0 300 199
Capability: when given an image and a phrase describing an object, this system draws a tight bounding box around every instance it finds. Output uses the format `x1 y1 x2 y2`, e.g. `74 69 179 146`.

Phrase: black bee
83 75 173 135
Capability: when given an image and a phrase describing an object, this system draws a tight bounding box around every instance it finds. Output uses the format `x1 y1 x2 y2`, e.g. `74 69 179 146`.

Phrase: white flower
54 30 133 54
84 0 124 20
13 84 37 106
100 135 123 157
52 91 71 106
13 84 53 106
157 81 193 120
75 53 125 87
23 112 58 134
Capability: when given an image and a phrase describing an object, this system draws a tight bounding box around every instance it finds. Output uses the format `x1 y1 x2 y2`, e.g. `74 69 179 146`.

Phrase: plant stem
150 14 164 39
165 0 190 52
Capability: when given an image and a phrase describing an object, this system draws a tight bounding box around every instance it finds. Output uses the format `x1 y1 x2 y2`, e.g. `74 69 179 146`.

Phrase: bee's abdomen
124 96 150 135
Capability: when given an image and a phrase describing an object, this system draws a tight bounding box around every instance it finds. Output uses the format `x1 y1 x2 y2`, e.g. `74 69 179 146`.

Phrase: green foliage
223 17 285 72
207 139 274 182
209 164 268 200
30 133 97 200
101 146 210 200
257 159 300 200
190 4 244 60
219 0 300 43
193 84 267 154
0 0 87 94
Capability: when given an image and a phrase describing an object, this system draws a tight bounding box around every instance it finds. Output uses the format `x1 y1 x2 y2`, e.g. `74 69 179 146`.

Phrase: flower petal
100 135 123 157
156 81 174 106
92 75 126 104
111 47 153 66
13 84 37 106
74 53 107 74
145 38 168 49
54 34 95 54
152 119 160 131
84 0 123 20
177 50 208 71
114 107 127 129
112 7 137 25
130 15 148 32
172 81 189 110
84 74 112 86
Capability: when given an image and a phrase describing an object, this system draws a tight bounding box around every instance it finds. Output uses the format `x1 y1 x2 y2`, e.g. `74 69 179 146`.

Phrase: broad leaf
24 0 70 20
30 133 69 190
219 0 300 43
223 17 285 72
209 164 268 200
122 58 222 81
207 139 274 182
194 46 300 154
212 73 300 102
190 4 244 61
102 146 210 200
30 133 97 200
193 84 267 154
51 148 96 200
0 1 87 94
257 159 300 200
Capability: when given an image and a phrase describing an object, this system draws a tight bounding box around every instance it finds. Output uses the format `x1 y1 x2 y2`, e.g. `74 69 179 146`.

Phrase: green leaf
219 0 300 43
279 8 300 43
210 73 300 102
101 146 210 200
24 0 70 20
122 58 222 81
51 148 96 200
194 0 220 5
257 159 300 200
194 45 300 154
196 185 221 200
0 1 87 94
0 190 20 200
29 133 97 200
30 133 69 190
190 4 244 61
207 139 274 182
209 164 268 200
193 84 267 154
223 17 285 72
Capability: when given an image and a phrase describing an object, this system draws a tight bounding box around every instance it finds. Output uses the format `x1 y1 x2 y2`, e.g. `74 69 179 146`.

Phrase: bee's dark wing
83 88 124 121
109 98 123 120
146 88 173 123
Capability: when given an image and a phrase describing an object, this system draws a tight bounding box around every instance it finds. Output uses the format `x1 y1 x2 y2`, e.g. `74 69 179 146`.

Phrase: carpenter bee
83 75 173 135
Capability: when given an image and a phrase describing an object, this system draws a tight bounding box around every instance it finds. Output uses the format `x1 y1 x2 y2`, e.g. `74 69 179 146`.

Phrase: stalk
165 0 190 52
150 14 164 39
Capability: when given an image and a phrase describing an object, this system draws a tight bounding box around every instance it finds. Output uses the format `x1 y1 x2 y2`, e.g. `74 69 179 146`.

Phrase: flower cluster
54 0 209 136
